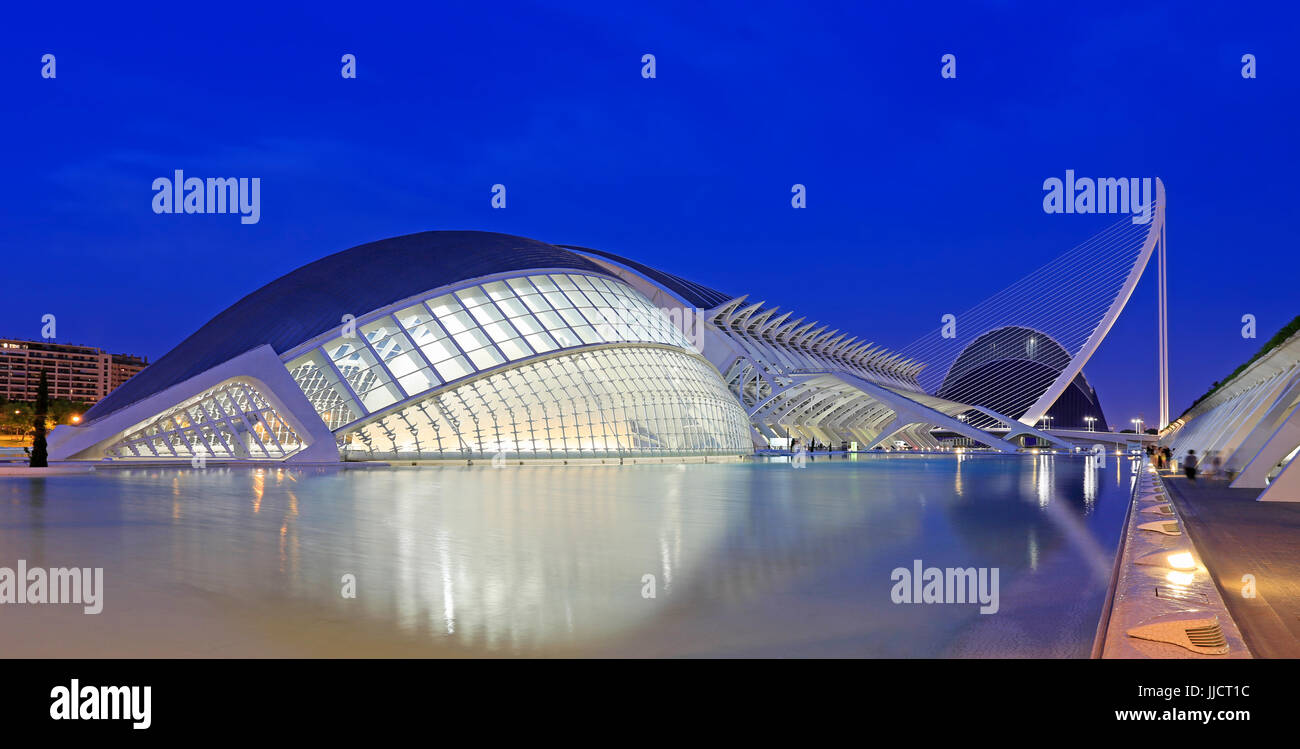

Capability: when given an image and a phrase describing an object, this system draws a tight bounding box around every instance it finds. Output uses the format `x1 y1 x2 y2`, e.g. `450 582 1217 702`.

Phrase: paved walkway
1162 471 1300 658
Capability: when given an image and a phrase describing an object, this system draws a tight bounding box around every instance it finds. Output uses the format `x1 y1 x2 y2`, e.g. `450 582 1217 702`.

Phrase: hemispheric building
49 189 1165 463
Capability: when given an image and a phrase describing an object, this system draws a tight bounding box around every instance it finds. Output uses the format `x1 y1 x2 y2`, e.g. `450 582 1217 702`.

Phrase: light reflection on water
0 454 1135 657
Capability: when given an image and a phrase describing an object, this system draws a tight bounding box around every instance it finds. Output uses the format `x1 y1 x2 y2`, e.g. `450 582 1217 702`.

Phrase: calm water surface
0 453 1138 657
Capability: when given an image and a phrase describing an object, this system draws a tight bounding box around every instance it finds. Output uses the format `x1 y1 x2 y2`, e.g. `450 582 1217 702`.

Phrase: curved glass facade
284 272 695 433
341 346 752 460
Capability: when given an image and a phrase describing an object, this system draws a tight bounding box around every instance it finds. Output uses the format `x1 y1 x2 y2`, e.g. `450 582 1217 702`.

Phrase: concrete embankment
1096 461 1250 658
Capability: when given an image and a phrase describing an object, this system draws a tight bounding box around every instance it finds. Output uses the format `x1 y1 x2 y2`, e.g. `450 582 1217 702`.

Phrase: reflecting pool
0 453 1137 657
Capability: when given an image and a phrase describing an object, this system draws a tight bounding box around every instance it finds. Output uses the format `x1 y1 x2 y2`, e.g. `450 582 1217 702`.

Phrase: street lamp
1132 417 1144 434
1084 416 1096 432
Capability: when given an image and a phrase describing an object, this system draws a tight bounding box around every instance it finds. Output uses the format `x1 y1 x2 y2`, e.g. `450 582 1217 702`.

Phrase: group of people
1146 444 1225 482
1147 444 1173 469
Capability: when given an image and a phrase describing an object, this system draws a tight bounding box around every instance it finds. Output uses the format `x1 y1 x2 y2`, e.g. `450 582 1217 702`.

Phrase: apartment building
0 338 148 403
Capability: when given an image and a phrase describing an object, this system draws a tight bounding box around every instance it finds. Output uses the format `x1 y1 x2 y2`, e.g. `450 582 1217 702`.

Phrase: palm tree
30 370 48 468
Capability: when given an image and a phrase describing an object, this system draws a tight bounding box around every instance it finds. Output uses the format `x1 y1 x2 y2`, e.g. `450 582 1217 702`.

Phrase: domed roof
85 231 614 422
560 245 735 309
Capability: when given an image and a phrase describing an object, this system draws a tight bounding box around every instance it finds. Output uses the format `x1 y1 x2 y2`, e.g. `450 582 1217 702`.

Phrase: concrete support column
1226 378 1300 472
1233 403 1300 489
1258 453 1300 502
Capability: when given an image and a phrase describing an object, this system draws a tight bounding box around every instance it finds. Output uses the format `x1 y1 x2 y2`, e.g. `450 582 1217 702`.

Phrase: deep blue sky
3 1 1296 426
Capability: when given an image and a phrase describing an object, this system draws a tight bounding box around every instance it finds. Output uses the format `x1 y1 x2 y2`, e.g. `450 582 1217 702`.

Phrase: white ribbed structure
1161 327 1300 501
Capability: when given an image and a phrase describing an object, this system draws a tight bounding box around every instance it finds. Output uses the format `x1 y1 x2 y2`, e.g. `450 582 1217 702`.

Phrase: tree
30 370 49 468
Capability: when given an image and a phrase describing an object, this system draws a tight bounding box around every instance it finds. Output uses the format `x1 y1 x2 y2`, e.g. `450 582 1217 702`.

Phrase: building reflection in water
0 455 1136 657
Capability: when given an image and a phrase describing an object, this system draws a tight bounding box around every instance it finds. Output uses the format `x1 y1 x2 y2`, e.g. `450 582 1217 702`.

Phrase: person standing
1183 449 1198 481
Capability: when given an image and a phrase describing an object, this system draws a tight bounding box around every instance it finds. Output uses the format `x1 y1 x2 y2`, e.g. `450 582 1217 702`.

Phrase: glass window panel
483 281 513 301
324 337 354 361
434 356 472 381
524 331 558 353
564 289 594 308
456 287 491 308
497 337 533 361
398 368 438 396
510 314 542 335
439 310 474 334
395 304 435 330
386 351 425 379
362 317 401 342
581 306 617 329
544 291 571 309
522 293 551 313
537 309 566 330
426 294 462 317
419 338 459 364
328 341 379 371
530 275 558 292
361 382 401 412
497 296 529 318
468 346 506 370
484 320 518 344
558 308 588 328
550 327 580 348
371 329 417 363
507 277 538 294
453 328 491 352
551 274 578 291
405 320 445 347
573 325 603 344
469 302 504 325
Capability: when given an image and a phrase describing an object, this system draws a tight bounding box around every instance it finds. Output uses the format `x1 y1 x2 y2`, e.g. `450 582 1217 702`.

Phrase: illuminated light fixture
1140 503 1175 516
1164 570 1196 586
1135 549 1197 570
